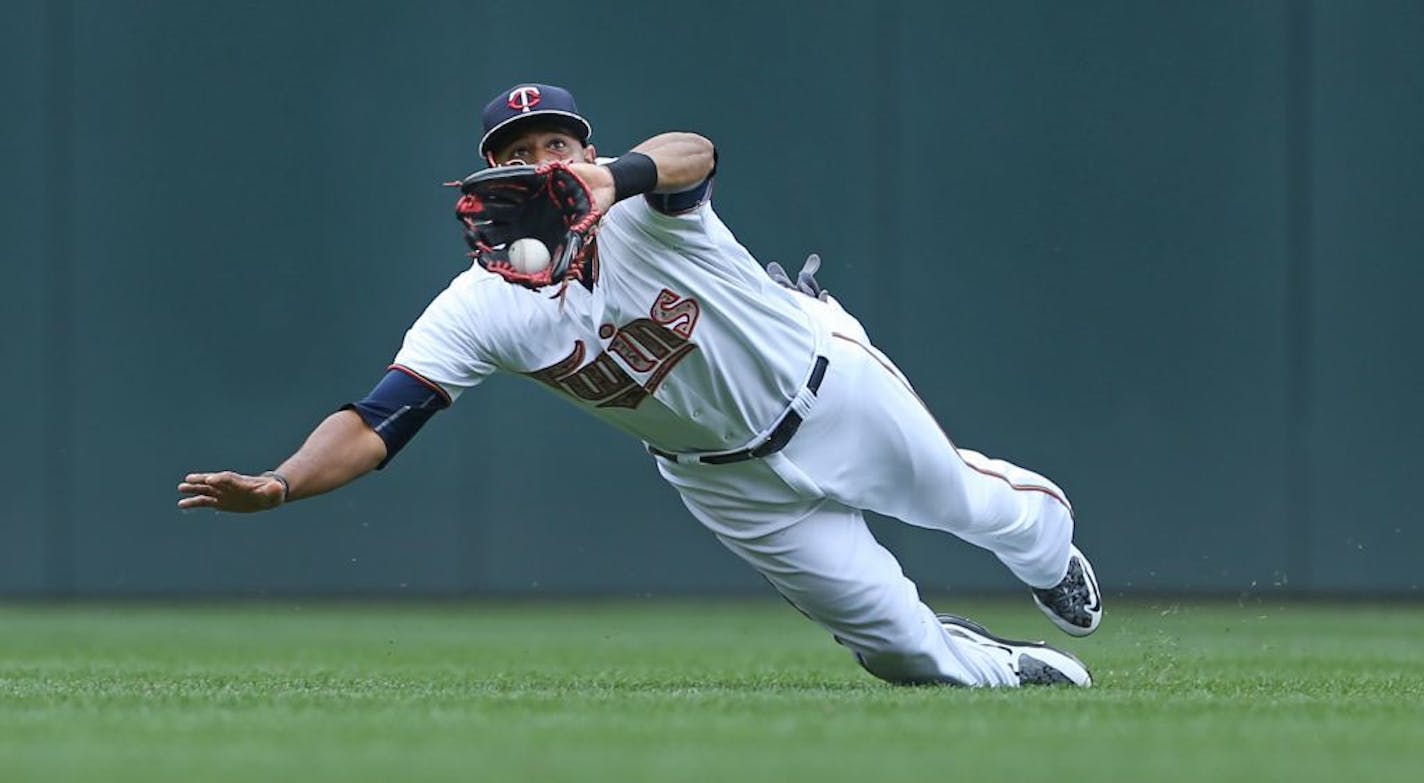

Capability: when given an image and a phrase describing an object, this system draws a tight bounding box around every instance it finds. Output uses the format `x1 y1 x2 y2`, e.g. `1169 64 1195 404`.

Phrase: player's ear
582 144 597 164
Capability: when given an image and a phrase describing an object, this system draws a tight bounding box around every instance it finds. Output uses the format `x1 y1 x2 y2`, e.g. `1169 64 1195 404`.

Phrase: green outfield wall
3 1 1420 596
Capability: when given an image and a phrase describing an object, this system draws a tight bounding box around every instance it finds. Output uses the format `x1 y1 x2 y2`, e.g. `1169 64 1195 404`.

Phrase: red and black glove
452 161 601 289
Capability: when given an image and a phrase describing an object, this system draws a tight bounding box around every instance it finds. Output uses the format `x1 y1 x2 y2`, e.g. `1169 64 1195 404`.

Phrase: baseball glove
452 162 601 289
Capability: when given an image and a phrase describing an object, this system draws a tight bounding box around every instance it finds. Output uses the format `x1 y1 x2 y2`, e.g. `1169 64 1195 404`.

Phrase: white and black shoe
938 614 1093 687
1031 545 1102 637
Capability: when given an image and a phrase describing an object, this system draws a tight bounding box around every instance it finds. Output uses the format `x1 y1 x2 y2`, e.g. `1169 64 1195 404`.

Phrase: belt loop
789 356 827 418
789 387 815 419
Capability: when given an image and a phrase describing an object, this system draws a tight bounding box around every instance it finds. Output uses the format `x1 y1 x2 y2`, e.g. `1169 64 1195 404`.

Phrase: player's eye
548 139 567 151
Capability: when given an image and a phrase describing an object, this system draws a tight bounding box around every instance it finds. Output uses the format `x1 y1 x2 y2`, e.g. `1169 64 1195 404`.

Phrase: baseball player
178 82 1102 688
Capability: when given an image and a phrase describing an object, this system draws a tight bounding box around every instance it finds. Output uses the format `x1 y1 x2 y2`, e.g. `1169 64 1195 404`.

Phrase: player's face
491 127 596 167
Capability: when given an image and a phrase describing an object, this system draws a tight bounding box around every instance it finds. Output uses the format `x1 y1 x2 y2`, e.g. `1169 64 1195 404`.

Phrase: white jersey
392 172 1083 689
393 195 820 454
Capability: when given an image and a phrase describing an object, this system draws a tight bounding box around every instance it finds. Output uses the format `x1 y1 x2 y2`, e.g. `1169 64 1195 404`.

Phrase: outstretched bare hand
177 471 286 513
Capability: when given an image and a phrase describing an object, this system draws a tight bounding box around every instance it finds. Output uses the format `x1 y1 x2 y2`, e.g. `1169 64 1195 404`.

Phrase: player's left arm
628 132 716 192
570 132 716 213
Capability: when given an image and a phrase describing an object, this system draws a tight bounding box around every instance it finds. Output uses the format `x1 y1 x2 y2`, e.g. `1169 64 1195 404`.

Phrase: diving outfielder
178 83 1102 687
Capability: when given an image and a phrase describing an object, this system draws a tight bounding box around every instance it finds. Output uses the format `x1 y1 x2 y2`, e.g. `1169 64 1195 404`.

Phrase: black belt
649 355 829 466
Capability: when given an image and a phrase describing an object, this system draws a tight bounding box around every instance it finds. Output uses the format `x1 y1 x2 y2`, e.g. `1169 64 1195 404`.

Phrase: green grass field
2 599 1421 782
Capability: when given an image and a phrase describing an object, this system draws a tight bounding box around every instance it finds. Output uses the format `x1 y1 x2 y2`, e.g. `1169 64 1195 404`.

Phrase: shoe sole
1032 545 1103 638
937 614 1093 687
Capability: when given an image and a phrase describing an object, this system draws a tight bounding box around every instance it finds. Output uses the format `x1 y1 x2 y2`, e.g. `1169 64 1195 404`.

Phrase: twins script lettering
527 289 701 409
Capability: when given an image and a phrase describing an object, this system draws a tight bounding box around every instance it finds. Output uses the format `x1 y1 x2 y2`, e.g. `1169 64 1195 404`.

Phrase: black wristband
261 471 291 503
606 152 659 203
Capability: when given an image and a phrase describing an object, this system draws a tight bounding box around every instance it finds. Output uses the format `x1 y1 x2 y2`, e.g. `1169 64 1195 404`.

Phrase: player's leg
781 323 1085 597
707 499 1021 687
656 383 1091 684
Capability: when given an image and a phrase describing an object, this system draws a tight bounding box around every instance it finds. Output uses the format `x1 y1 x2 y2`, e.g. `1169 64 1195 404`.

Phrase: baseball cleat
1031 544 1102 637
937 614 1092 687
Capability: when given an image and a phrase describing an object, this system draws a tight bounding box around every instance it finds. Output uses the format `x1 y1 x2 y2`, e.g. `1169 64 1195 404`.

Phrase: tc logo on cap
507 86 542 112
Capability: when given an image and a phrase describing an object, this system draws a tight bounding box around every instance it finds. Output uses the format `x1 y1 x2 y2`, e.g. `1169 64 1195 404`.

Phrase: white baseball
508 238 552 274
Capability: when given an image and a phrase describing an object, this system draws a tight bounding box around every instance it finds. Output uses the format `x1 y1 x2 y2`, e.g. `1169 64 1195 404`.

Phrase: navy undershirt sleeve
645 175 714 215
342 366 451 469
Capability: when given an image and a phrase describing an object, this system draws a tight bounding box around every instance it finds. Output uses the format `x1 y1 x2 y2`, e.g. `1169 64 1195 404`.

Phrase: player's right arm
176 363 454 512
177 272 495 514
177 408 387 512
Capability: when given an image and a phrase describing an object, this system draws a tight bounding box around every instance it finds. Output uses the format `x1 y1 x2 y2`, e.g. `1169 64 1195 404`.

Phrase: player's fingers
765 261 792 286
177 495 217 509
177 482 218 496
205 471 245 489
184 473 212 483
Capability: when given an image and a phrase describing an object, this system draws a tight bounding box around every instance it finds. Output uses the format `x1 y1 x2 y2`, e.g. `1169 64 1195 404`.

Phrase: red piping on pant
830 332 1074 516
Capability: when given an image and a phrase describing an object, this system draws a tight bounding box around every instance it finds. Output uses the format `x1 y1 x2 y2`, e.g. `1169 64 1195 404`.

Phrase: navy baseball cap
479 83 593 159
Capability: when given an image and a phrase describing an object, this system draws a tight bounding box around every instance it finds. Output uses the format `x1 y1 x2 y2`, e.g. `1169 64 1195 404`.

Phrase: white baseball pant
657 296 1075 686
